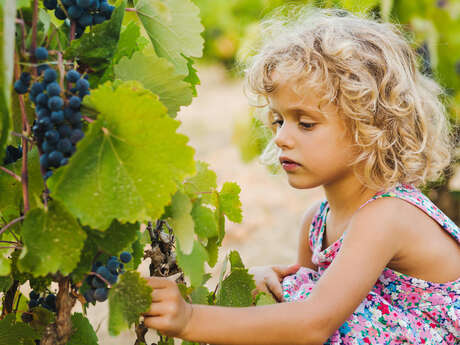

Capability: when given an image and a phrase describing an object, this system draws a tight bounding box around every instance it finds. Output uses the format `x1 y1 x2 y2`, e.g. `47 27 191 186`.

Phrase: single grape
70 129 84 143
78 13 93 27
107 259 119 273
68 6 83 19
96 266 111 280
55 6 67 20
38 117 52 130
45 294 56 308
91 276 106 289
66 70 80 83
37 64 50 76
35 46 48 60
83 289 96 303
79 89 90 98
36 93 49 107
48 150 64 167
93 14 105 25
40 154 49 169
69 96 81 109
20 72 31 84
21 312 34 323
62 0 74 7
94 287 108 302
30 82 44 96
76 78 89 92
119 251 132 263
14 80 29 94
89 0 100 11
37 107 50 119
46 82 61 97
60 158 69 166
58 124 72 137
44 0 58 10
30 291 40 300
57 138 72 153
43 69 58 83
51 110 65 123
42 140 55 153
45 129 60 143
48 96 63 111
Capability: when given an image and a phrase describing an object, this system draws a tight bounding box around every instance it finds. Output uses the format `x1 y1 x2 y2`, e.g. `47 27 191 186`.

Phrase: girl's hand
248 264 301 302
142 276 193 338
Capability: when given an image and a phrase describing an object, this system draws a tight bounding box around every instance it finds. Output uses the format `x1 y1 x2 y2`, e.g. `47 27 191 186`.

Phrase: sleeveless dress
281 183 459 344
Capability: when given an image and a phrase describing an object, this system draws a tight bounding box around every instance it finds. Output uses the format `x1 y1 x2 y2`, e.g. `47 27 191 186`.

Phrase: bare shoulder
296 200 323 270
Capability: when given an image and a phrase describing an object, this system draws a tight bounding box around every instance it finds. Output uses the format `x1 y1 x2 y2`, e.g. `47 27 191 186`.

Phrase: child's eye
300 122 315 129
271 120 283 127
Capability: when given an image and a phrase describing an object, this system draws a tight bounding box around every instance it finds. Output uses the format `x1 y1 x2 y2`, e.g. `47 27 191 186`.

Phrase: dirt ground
47 64 326 344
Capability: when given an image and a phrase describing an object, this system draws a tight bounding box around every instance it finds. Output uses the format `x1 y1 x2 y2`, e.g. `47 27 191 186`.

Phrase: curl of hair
242 5 458 191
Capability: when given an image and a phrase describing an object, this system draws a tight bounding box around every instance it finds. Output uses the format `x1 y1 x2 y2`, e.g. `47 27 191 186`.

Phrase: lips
279 156 300 165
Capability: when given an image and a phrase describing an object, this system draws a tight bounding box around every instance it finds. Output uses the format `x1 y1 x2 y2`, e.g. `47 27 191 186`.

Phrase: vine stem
0 216 25 236
15 17 27 56
70 20 76 43
31 0 38 54
14 53 30 214
11 131 33 143
83 115 94 123
125 7 136 12
0 166 21 182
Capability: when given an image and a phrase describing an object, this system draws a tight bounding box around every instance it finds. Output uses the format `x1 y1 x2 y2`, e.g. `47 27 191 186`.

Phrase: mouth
279 156 300 165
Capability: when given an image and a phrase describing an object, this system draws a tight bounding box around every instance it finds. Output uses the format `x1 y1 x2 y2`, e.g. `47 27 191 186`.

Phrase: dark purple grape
58 124 72 137
48 96 63 111
20 72 31 84
70 129 84 143
76 0 93 9
40 154 49 169
30 82 44 96
51 110 64 123
38 117 52 130
83 289 96 303
35 47 48 60
36 93 49 107
45 129 60 143
37 107 50 119
44 0 58 10
60 158 69 166
48 151 64 167
91 276 105 289
30 291 40 300
62 0 74 7
96 266 111 280
68 6 83 19
93 14 105 25
42 140 55 153
57 138 72 153
46 82 61 97
69 96 81 109
43 69 58 83
119 252 132 263
14 80 28 94
78 13 93 27
91 261 103 272
94 287 108 302
69 111 82 125
55 6 67 20
66 70 80 83
44 170 53 180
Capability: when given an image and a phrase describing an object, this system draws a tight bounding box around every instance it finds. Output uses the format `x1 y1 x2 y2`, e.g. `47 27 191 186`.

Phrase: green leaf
18 201 87 277
168 190 194 255
340 0 380 12
204 236 219 268
71 238 99 284
0 0 16 163
219 182 242 223
48 81 196 230
133 0 204 75
254 292 276 306
108 271 152 336
67 313 99 345
114 51 193 117
191 202 218 240
216 251 255 307
184 161 217 202
176 239 208 287
89 220 140 253
0 275 12 292
183 56 200 97
0 313 39 345
190 286 210 305
64 0 126 74
216 268 256 307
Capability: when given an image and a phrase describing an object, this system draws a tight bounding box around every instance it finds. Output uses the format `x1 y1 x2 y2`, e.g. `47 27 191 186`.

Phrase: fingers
144 276 175 289
272 264 301 280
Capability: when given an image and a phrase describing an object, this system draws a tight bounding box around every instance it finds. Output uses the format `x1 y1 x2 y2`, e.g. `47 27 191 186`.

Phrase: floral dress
282 183 459 344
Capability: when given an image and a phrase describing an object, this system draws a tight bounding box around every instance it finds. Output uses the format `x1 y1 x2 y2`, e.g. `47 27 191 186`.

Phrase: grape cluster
43 0 115 39
28 290 57 312
18 47 89 180
83 251 132 303
3 145 23 165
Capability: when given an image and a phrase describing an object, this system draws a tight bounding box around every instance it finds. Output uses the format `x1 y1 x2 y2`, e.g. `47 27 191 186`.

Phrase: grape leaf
114 51 193 117
216 251 255 307
88 221 140 253
70 238 99 284
205 236 219 268
184 161 217 202
64 0 126 74
18 201 87 277
190 286 210 305
175 239 208 287
108 271 152 336
183 56 200 97
48 81 196 230
219 182 242 223
67 313 99 345
255 292 276 306
133 0 204 75
0 276 12 292
0 0 16 163
191 201 218 239
168 190 195 255
340 0 380 11
0 313 39 345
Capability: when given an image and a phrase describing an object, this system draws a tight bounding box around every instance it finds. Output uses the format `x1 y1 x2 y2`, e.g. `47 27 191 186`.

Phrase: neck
323 174 383 226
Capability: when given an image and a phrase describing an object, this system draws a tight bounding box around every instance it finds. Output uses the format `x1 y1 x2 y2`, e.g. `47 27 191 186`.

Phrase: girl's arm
144 197 404 345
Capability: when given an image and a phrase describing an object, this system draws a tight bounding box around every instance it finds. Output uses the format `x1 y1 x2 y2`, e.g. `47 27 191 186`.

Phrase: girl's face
267 74 359 189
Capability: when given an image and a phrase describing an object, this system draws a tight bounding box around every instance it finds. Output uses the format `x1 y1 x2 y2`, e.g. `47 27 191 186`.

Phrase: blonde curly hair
243 5 458 191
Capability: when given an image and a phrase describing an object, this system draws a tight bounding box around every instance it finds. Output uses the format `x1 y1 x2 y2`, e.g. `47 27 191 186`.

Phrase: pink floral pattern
282 183 459 344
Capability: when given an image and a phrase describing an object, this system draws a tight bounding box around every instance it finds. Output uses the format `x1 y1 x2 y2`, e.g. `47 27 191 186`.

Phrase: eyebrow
269 107 324 120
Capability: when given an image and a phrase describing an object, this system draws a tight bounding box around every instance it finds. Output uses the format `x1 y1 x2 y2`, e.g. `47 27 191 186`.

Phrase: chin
286 176 320 190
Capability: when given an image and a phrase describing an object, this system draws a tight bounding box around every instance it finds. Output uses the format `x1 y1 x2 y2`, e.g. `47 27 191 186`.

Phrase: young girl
142 6 460 344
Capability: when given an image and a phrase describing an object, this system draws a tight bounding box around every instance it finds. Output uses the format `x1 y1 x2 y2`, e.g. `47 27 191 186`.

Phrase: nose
274 122 295 149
